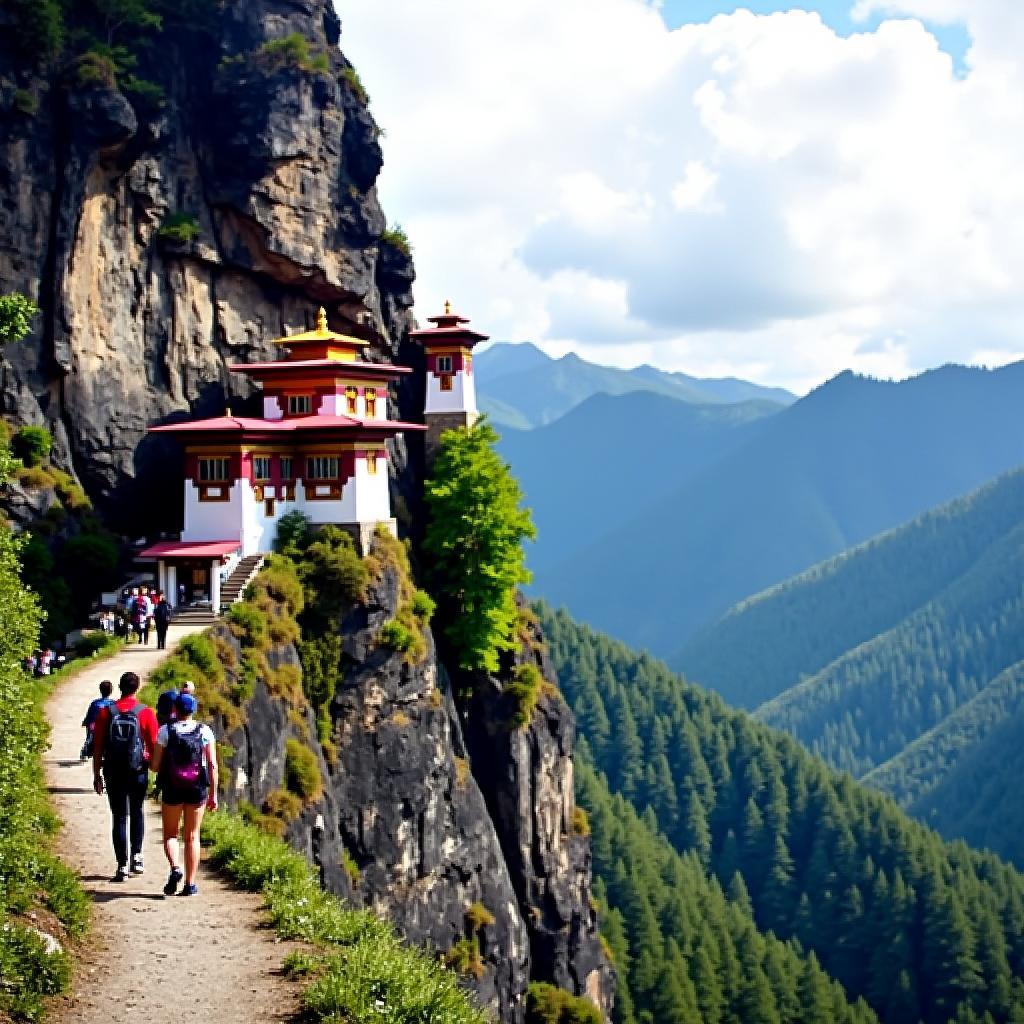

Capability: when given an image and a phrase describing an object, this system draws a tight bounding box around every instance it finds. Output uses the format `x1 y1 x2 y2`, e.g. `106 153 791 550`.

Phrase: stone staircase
218 553 266 612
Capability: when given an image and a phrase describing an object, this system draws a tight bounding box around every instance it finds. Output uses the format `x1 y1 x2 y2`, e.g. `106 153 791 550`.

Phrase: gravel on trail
44 626 304 1023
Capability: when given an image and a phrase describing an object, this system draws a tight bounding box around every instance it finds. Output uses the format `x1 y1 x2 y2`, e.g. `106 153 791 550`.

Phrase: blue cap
175 692 198 715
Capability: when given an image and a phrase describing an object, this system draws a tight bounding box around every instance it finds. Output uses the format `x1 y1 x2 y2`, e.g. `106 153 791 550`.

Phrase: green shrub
75 631 113 658
248 555 305 618
570 806 591 837
284 738 322 801
176 633 224 683
263 787 303 823
0 292 38 346
274 509 312 555
74 50 117 88
340 65 368 104
411 588 435 620
443 936 484 980
381 224 411 255
341 846 361 886
505 663 543 729
12 89 38 115
15 464 53 489
157 212 200 245
226 602 268 647
525 982 603 1024
378 617 416 653
257 33 328 75
465 902 495 932
12 425 52 467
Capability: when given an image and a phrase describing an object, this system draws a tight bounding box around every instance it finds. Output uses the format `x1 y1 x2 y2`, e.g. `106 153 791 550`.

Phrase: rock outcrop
215 551 612 1021
0 0 419 532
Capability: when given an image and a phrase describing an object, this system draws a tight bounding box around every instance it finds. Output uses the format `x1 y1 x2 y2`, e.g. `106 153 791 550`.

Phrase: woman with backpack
150 692 218 897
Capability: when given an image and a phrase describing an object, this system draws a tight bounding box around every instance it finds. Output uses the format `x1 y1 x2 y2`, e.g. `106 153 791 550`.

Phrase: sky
338 1 1024 393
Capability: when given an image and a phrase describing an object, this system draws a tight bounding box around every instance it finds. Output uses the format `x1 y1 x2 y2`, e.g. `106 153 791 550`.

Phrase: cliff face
0 3 611 1017
216 554 612 1021
0 0 420 532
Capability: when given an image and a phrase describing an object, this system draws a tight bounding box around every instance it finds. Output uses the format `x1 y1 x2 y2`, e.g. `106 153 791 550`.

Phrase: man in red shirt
92 671 159 881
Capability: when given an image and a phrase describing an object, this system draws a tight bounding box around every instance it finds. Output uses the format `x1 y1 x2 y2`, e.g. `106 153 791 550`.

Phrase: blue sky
659 1 970 69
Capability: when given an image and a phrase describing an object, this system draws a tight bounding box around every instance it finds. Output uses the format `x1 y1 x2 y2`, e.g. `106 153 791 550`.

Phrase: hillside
535 362 1024 656
756 509 1024 777
541 603 1024 1024
677 467 1024 708
476 343 793 429
496 391 779 575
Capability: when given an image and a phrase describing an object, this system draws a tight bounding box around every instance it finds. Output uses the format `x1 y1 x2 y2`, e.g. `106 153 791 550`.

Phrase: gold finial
444 299 452 316
316 307 328 333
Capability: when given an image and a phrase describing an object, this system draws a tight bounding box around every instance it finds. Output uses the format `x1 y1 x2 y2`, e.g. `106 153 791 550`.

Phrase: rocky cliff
207 546 613 1021
0 2 611 1019
0 0 420 532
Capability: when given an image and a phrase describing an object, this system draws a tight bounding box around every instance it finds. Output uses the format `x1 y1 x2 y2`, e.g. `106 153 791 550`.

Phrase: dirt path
45 626 303 1023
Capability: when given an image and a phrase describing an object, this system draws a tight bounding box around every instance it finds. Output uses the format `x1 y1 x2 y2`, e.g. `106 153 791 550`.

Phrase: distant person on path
130 590 150 645
92 671 159 881
152 692 218 897
80 679 114 761
177 582 186 608
153 592 172 650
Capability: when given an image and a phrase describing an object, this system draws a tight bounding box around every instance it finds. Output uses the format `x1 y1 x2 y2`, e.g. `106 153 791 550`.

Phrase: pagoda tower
141 308 424 611
409 301 488 456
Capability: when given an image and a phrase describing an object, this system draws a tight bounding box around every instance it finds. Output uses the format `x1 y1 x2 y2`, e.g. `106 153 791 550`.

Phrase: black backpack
165 724 206 801
105 704 145 774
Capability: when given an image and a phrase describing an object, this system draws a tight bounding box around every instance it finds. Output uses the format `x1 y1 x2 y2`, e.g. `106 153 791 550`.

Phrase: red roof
408 325 489 345
149 414 426 435
139 540 241 559
228 359 411 376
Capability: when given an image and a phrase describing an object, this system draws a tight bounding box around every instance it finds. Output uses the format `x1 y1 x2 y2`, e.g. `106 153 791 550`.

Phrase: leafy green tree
11 426 52 467
0 292 37 346
423 420 534 672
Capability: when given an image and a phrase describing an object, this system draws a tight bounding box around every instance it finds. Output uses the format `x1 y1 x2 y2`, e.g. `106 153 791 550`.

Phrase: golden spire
316 307 328 333
444 299 452 316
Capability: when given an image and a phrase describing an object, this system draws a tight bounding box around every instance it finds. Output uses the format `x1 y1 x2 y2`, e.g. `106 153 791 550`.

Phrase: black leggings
104 769 149 866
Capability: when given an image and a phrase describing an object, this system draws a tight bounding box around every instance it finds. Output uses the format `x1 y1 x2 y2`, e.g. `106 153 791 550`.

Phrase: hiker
80 679 114 761
153 592 172 650
130 590 150 645
151 692 218 897
92 671 159 881
152 687 178 802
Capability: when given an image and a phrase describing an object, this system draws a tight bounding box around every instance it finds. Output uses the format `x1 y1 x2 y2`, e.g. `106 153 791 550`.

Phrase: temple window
198 457 230 482
437 355 453 374
345 387 358 414
288 394 312 415
280 456 293 479
366 452 378 475
440 375 454 392
306 456 339 480
364 388 377 418
253 456 271 480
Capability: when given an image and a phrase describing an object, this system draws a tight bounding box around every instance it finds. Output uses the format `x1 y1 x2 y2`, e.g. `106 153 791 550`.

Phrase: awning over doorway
139 540 240 560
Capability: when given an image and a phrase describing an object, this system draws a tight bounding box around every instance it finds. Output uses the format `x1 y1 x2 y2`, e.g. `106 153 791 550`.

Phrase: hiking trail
45 625 303 1023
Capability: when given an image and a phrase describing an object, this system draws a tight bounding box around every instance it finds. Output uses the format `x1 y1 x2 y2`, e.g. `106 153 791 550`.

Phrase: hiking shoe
178 883 198 897
163 868 183 897
113 865 128 882
130 854 144 875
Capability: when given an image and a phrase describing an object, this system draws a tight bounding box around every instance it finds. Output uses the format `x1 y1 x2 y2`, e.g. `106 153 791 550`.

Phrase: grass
202 812 487 1024
0 634 121 1021
157 212 200 246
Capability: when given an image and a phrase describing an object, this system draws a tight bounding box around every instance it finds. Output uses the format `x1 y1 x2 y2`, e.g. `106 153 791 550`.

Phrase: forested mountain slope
865 661 1024 811
676 467 1024 709
579 762 877 1024
476 343 793 430
541 604 1024 1024
496 391 778 576
756 515 1024 776
535 362 1024 656
910 707 1024 870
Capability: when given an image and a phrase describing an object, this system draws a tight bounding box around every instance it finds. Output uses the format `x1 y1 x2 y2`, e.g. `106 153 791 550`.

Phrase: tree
0 292 37 346
423 419 535 672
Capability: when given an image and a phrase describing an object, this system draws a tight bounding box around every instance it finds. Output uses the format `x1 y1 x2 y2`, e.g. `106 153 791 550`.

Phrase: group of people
83 671 218 897
118 587 174 649
24 646 68 677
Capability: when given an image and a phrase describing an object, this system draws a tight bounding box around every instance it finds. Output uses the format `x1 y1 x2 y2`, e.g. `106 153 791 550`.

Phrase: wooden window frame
288 394 312 415
364 388 377 419
252 456 272 481
439 374 454 392
198 457 230 482
280 456 293 480
437 355 453 374
305 456 340 480
345 387 358 415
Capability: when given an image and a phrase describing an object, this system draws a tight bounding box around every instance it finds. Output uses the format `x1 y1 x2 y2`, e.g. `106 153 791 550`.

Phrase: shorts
161 779 208 807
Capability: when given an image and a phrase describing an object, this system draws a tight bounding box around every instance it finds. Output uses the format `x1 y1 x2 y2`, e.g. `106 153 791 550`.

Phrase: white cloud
338 0 1024 392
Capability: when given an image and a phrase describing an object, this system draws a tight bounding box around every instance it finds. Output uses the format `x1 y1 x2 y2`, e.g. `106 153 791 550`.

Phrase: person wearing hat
150 692 218 897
